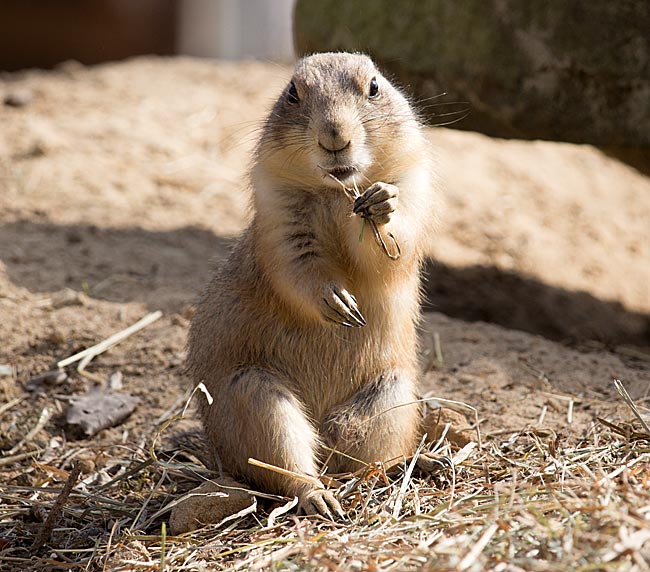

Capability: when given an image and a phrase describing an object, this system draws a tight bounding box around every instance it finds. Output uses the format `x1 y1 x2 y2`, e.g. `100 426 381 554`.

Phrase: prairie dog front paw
321 283 366 328
353 182 399 226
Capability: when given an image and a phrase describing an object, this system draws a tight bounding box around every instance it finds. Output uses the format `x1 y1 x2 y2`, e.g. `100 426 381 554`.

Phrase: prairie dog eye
287 81 299 105
368 77 380 99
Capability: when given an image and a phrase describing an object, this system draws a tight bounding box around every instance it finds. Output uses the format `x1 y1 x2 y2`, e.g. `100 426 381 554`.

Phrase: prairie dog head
254 52 423 191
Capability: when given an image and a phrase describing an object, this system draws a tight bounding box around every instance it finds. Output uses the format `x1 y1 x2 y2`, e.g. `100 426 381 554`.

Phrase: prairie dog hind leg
323 370 420 473
204 368 342 516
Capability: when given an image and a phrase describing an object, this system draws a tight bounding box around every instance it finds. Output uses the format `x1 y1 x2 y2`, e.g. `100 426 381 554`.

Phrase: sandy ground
0 56 649 534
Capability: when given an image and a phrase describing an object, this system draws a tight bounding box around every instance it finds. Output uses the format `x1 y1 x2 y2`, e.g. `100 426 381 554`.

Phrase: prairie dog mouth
326 166 358 180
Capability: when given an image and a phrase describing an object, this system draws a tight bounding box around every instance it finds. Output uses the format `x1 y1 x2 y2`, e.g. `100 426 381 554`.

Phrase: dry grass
2 386 650 572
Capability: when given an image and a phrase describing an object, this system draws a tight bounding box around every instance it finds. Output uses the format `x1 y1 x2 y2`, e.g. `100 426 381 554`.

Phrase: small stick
367 221 401 260
392 434 426 520
326 173 401 260
31 462 82 550
433 332 444 366
458 523 499 571
103 520 120 572
538 405 547 425
248 458 324 490
0 395 26 417
57 311 162 369
0 449 42 467
614 379 650 434
7 407 50 455
159 522 166 572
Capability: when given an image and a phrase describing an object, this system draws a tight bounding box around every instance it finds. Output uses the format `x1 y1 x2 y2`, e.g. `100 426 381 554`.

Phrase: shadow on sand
1 220 648 347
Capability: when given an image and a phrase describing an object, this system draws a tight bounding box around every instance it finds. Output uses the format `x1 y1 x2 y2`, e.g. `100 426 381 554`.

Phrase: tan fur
186 53 438 507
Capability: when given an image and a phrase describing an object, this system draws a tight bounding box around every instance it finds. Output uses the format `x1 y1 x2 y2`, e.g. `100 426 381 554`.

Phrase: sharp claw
347 298 367 327
325 308 361 328
345 312 365 327
328 294 365 328
350 306 367 326
417 454 454 474
324 496 344 521
339 293 366 327
313 497 326 514
304 491 342 521
325 309 342 325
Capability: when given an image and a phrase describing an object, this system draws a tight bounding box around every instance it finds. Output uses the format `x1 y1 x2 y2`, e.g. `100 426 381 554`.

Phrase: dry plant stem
597 417 650 441
458 522 499 571
362 396 483 450
57 310 163 369
0 395 26 416
538 404 548 424
102 520 120 572
327 173 401 260
433 332 444 365
392 435 427 520
430 397 483 450
0 449 41 467
159 522 166 572
266 497 299 529
248 457 325 490
7 406 50 455
321 444 370 470
614 378 650 433
2 412 649 570
428 422 451 455
131 468 167 529
31 462 82 550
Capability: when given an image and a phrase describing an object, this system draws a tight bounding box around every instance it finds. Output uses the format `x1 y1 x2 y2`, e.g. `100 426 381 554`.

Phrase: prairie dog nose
318 123 351 153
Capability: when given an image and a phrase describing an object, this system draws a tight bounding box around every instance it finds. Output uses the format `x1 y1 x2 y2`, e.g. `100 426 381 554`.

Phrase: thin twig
614 379 650 433
160 522 166 572
103 520 120 572
57 311 162 369
392 435 427 520
248 458 325 490
0 449 42 467
32 463 82 550
0 395 27 416
7 407 51 455
458 522 498 571
433 332 444 366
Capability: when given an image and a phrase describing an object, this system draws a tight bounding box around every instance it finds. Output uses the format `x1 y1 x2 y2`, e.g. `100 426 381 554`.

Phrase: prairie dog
187 53 438 515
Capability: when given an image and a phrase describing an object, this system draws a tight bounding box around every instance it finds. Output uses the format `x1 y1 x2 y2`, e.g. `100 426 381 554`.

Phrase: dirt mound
1 53 648 439
0 56 648 569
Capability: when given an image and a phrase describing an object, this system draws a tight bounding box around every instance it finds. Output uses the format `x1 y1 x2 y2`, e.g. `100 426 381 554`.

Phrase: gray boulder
294 0 650 146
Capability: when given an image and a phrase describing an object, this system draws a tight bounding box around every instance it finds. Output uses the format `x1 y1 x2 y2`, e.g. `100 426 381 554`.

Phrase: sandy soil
1 56 649 511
